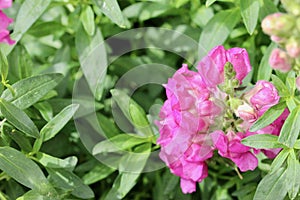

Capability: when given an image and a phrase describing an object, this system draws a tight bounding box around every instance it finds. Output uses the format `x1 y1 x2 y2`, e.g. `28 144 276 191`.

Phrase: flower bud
236 103 257 122
296 76 300 91
269 48 292 72
245 81 279 113
285 37 300 58
261 13 295 37
281 0 300 16
270 35 285 43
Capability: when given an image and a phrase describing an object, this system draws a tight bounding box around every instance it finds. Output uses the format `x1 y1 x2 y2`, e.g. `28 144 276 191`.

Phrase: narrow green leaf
3 0 51 54
34 102 53 122
1 124 32 152
242 134 285 149
259 0 278 20
240 0 259 34
104 143 150 200
286 97 297 111
129 103 154 137
111 89 131 121
257 43 276 81
82 164 116 185
92 134 148 155
199 8 240 59
250 101 286 132
1 73 63 110
16 190 57 200
27 21 65 38
0 99 39 138
254 168 288 200
9 46 34 84
294 139 300 149
206 0 218 7
36 152 77 171
271 74 290 97
0 49 8 80
278 106 300 147
47 168 94 199
75 26 107 100
286 150 300 199
270 148 290 172
80 5 95 36
92 0 131 28
42 104 79 141
286 77 296 95
0 147 56 195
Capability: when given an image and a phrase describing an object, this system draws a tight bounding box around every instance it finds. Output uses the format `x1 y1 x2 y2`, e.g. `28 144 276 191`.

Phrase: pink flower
0 7 14 45
244 80 279 114
197 46 251 87
269 48 292 73
0 0 12 9
211 130 258 172
157 64 221 193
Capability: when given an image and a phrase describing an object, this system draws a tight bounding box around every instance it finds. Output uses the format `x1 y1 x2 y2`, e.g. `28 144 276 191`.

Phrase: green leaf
104 143 150 200
257 43 276 81
80 5 95 36
7 46 29 82
0 147 56 195
41 104 79 141
242 134 285 149
199 8 240 59
82 164 116 185
16 190 57 200
259 0 278 21
111 89 132 121
92 134 149 155
129 102 154 137
36 152 77 171
3 0 52 54
34 102 53 122
75 26 107 100
173 0 189 8
0 99 39 138
250 101 286 132
286 97 297 111
286 150 300 199
254 168 288 200
0 49 8 80
1 73 63 110
47 168 94 199
240 0 259 35
270 148 290 172
92 0 131 28
1 123 32 152
294 139 300 149
124 2 171 21
27 21 65 38
96 113 120 138
278 106 300 148
206 0 218 7
286 77 296 95
271 75 290 97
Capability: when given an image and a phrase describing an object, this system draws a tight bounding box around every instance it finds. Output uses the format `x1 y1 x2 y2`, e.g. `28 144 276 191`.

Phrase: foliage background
0 0 298 199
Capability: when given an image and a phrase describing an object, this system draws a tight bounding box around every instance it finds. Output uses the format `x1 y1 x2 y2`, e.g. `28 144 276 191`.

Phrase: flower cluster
0 0 14 45
157 46 288 193
261 0 300 86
